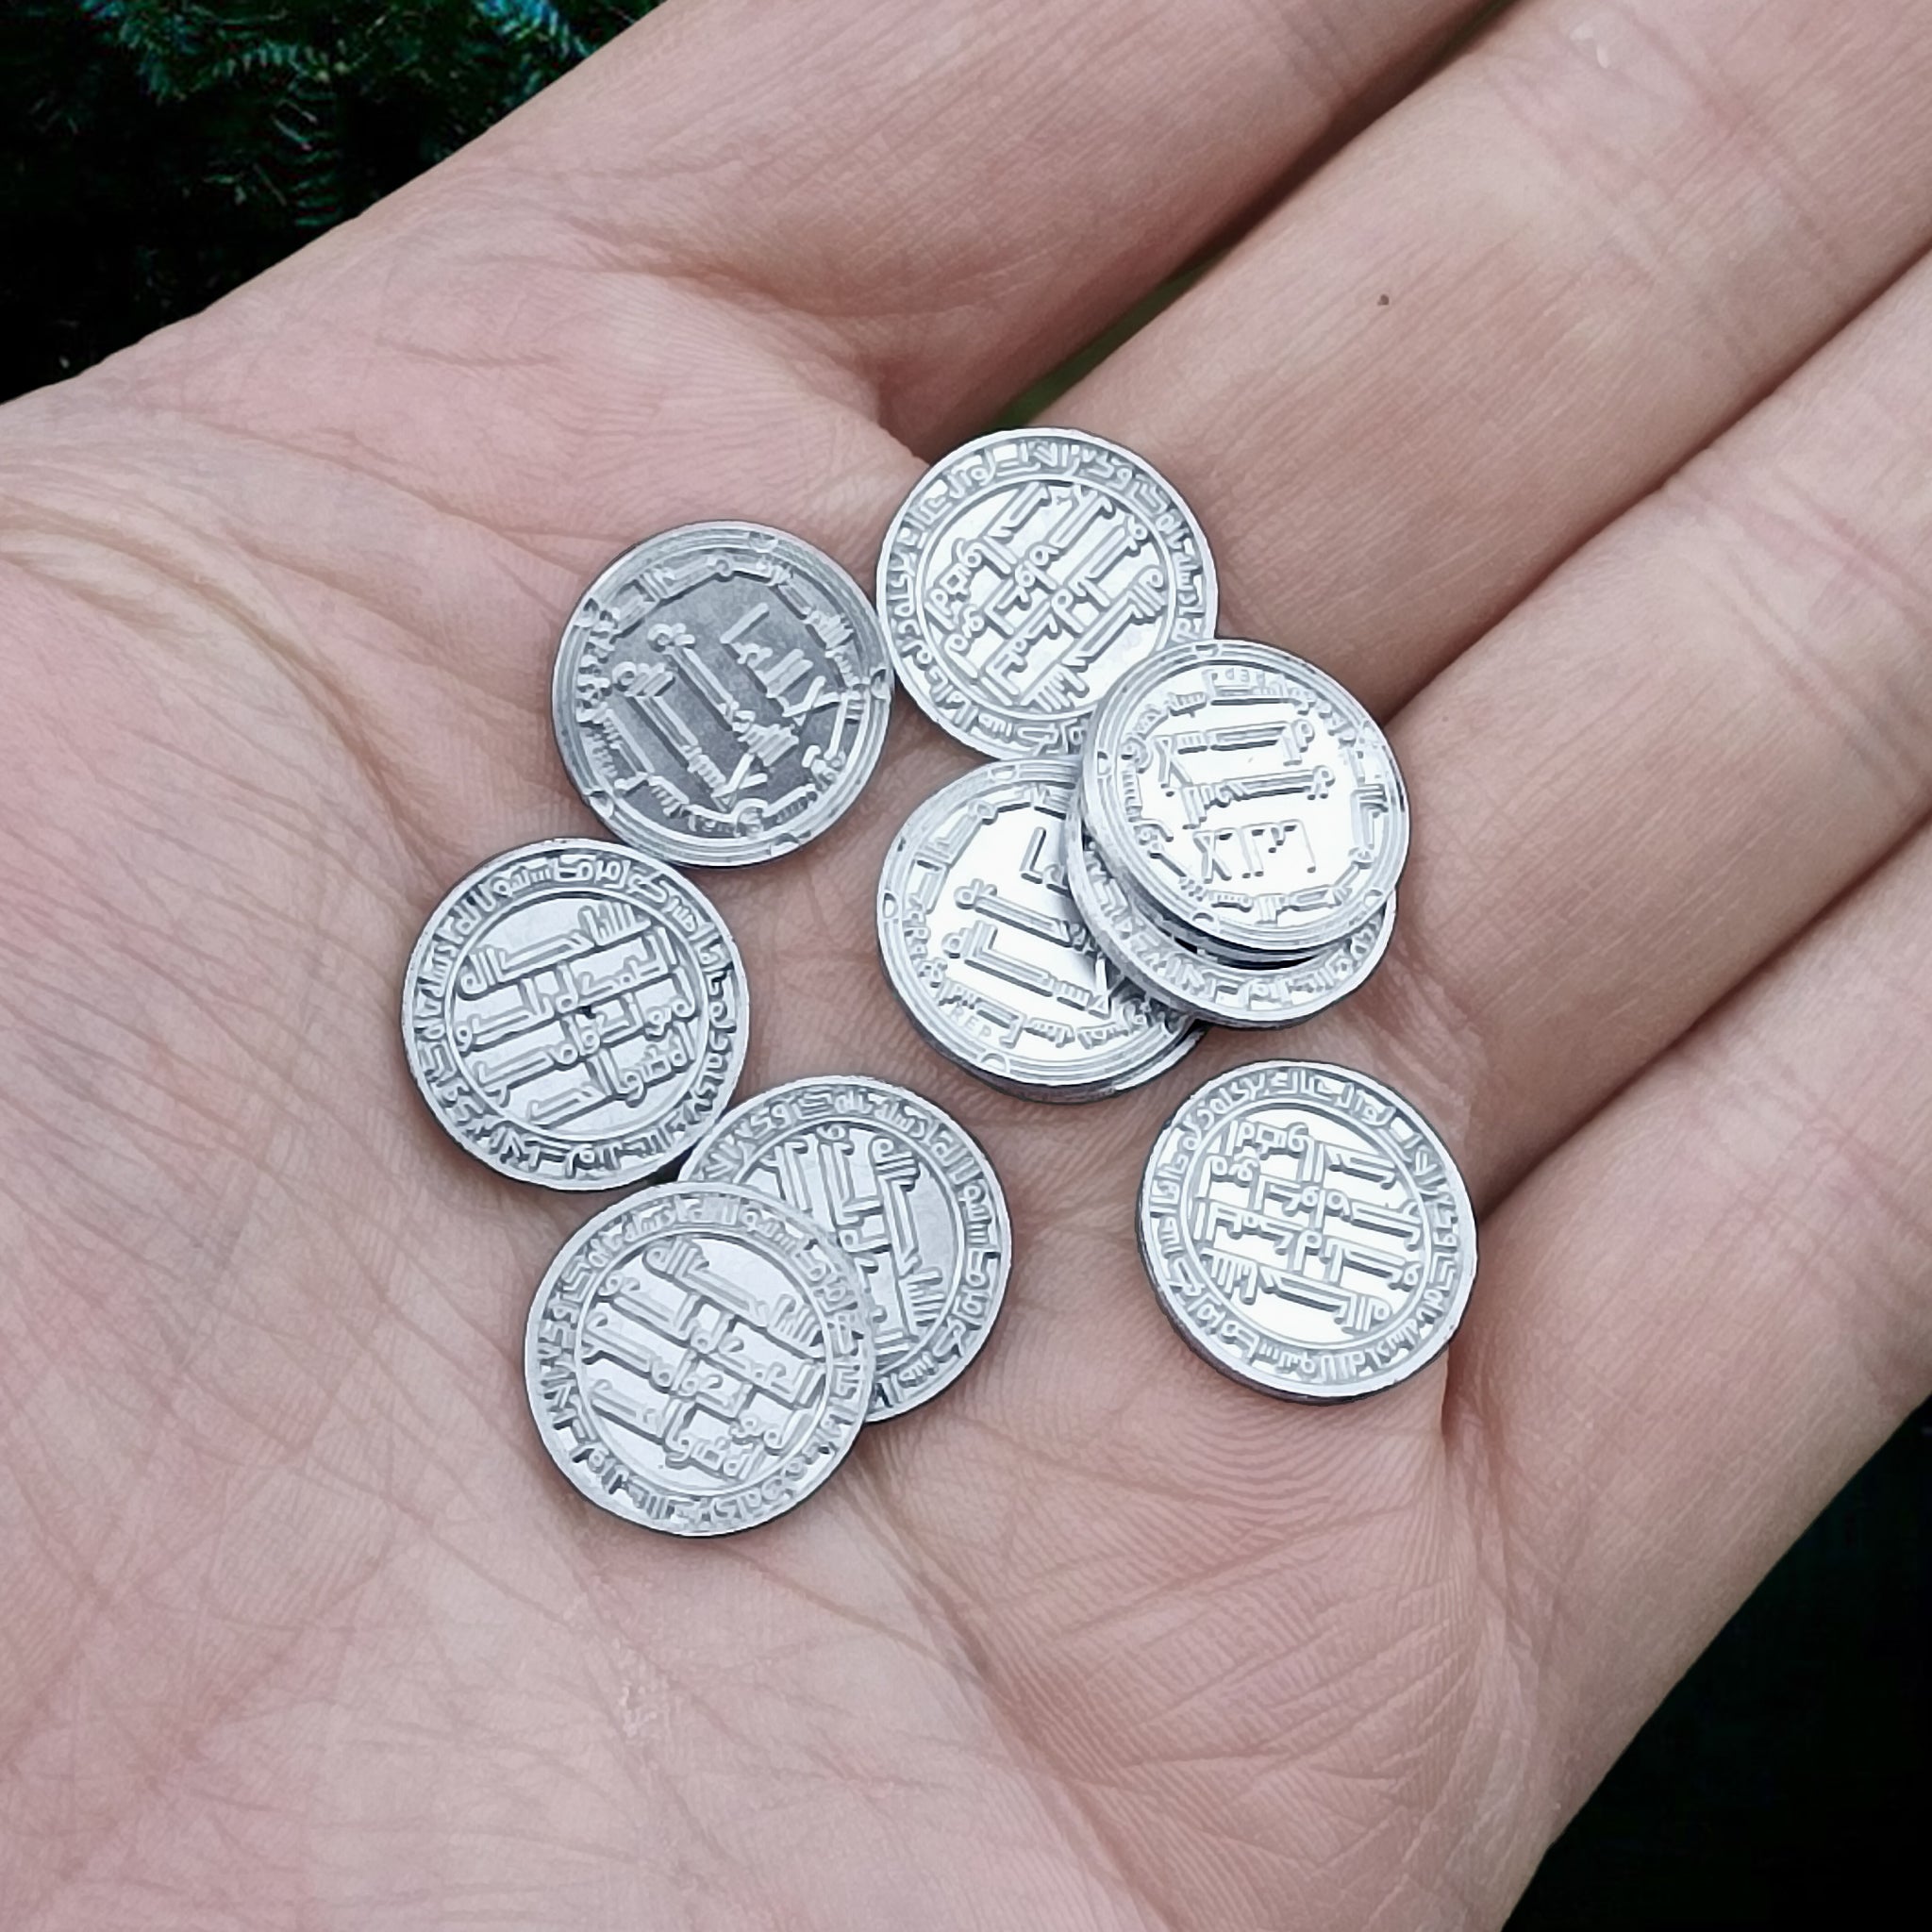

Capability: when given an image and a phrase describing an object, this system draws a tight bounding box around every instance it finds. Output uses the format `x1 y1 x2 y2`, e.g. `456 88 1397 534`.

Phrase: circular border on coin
875 429 1218 758
900 996 1204 1105
401 839 749 1191
1083 639 1408 955
552 522 894 868
876 758 1202 1100
1138 1060 1475 1402
1065 790 1396 1027
525 1182 875 1536
685 1075 1012 1420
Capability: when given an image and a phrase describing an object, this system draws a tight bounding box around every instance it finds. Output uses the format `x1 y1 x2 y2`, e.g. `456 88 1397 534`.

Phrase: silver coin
1083 640 1408 955
876 429 1217 758
1139 1060 1475 1402
1129 904 1336 971
552 522 894 867
894 991 1203 1105
401 839 748 1190
1066 788 1396 1027
877 758 1203 1100
685 1076 1011 1420
525 1182 874 1535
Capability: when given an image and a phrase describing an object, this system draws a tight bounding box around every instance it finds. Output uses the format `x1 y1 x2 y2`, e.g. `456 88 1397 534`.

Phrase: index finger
120 0 1491 448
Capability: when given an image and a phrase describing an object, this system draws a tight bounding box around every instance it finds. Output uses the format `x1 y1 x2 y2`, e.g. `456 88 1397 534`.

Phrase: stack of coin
867 430 1474 1407
1074 637 1407 1027
872 431 1405 1094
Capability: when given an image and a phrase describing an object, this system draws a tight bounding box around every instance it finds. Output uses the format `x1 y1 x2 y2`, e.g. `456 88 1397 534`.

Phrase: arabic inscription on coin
1085 640 1407 954
687 1076 1011 1419
876 430 1216 758
1066 791 1396 1027
1139 1060 1474 1401
401 839 747 1190
553 523 893 867
876 758 1201 1099
525 1183 874 1535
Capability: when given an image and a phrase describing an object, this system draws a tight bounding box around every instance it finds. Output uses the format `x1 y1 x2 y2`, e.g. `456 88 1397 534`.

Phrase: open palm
5 1 1931 1924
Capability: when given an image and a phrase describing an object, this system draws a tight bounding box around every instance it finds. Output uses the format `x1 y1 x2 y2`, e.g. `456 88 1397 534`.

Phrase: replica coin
1139 1060 1475 1401
1065 790 1396 1027
893 994 1203 1105
876 429 1217 758
876 758 1202 1100
525 1182 874 1535
1084 640 1408 955
686 1076 1011 1420
402 839 748 1190
553 522 894 867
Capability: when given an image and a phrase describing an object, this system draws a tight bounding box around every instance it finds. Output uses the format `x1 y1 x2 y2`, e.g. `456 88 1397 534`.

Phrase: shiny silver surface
401 840 748 1190
686 1076 1011 1420
898 991 1205 1105
1066 790 1396 1026
1138 1060 1475 1401
1083 640 1408 955
525 1182 875 1535
553 522 893 867
876 758 1202 1100
876 429 1216 758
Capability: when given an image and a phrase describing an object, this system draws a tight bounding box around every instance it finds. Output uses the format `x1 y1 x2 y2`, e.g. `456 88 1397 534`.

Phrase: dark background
3 6 1925 1924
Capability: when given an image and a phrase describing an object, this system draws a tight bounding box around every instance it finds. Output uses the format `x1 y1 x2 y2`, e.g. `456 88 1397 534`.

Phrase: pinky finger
1456 817 1932 1811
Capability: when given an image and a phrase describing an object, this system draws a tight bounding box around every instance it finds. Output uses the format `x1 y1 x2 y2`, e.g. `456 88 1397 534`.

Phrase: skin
2 0 1929 1924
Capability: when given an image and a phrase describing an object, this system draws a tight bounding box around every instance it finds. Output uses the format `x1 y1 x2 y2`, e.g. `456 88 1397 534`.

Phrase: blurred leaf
1 1 656 393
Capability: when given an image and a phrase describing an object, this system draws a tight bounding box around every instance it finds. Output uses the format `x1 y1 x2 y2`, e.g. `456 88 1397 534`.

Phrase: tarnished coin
1139 1060 1475 1402
876 429 1217 758
401 839 747 1190
686 1076 1011 1420
553 522 893 867
876 758 1202 1100
1065 789 1396 1027
525 1182 874 1535
1084 640 1408 955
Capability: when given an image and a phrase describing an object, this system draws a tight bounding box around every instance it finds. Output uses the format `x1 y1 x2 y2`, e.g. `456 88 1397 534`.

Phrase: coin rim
1082 638 1409 954
900 992 1203 1103
1137 1058 1476 1403
524 1179 876 1535
684 1074 1014 1420
551 520 894 868
874 756 1202 1093
874 428 1219 758
400 837 750 1191
1065 789 1396 1027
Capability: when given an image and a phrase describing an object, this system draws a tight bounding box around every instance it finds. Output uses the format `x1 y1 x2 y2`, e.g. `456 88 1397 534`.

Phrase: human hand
4 1 1929 1924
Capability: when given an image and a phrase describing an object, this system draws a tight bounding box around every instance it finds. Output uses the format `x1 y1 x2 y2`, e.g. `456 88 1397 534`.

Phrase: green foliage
1 1 656 395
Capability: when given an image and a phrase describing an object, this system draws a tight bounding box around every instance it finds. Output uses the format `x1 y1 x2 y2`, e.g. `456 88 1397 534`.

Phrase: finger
1292 233 1932 1203
14 0 1492 882
1454 812 1932 1819
114 0 1491 452
884 0 1932 1608
1063 0 1932 710
859 244 1932 1898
